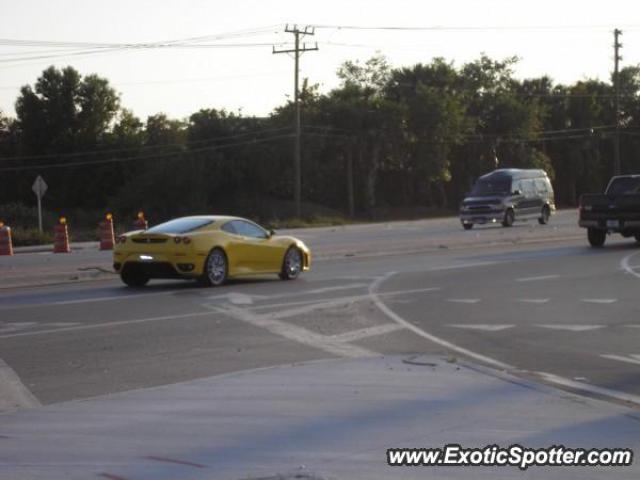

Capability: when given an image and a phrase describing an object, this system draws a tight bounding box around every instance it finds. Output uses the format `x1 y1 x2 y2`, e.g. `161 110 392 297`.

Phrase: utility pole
614 28 622 175
273 25 318 217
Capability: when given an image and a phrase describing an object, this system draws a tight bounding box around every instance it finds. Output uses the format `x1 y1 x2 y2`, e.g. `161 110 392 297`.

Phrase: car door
511 179 527 218
230 220 283 273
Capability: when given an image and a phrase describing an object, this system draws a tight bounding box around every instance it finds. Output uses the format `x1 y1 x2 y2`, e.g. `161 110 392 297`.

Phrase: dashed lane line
517 298 550 304
536 324 605 332
516 274 560 282
446 298 481 304
581 299 618 304
600 354 640 366
447 324 514 331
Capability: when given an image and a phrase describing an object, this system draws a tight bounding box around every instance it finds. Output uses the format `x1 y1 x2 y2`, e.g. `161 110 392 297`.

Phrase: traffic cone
133 211 148 230
99 213 115 250
53 217 70 253
0 222 13 256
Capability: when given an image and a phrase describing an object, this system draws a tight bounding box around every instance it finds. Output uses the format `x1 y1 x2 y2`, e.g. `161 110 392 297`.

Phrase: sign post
32 175 48 233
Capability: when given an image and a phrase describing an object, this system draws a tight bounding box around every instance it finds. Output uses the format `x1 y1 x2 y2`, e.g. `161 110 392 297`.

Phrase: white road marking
52 289 183 306
227 293 254 305
328 323 404 343
623 325 640 328
446 298 481 304
207 283 367 304
447 324 514 331
206 304 374 358
536 371 640 406
516 274 560 282
621 251 640 279
369 273 512 370
0 357 41 411
250 287 441 313
536 324 605 332
428 261 499 272
600 354 640 366
518 298 550 304
0 311 214 339
581 298 617 304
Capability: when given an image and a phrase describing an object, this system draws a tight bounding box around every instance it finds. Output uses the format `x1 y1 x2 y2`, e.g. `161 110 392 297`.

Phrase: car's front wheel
200 248 228 286
587 228 606 248
120 266 149 287
502 209 515 227
538 206 550 225
462 223 473 230
279 247 303 280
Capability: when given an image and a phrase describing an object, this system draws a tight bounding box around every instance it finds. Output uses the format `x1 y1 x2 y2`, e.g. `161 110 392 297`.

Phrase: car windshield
607 177 640 194
470 177 511 196
146 217 214 234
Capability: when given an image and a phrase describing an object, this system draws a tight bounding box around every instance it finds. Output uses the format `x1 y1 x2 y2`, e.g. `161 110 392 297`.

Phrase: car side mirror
512 190 522 196
269 229 276 237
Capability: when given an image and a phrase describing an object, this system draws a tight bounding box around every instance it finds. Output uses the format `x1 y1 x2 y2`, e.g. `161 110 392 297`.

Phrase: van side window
522 179 536 196
535 179 548 194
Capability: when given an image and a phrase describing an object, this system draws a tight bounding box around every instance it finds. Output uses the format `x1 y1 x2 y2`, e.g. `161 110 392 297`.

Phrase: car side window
221 222 236 234
232 220 268 239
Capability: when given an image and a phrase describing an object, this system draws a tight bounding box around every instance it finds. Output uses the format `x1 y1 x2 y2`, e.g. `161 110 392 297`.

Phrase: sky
1 0 639 121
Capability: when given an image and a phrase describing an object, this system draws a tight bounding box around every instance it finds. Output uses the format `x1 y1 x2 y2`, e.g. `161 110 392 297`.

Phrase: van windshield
470 178 512 196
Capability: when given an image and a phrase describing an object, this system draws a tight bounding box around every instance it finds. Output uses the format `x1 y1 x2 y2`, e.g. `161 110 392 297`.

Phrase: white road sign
32 175 48 197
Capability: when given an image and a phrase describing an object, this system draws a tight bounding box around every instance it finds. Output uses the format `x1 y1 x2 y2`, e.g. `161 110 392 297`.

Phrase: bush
10 228 54 247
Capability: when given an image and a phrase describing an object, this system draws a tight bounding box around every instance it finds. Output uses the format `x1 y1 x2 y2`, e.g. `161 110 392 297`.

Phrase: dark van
459 169 555 230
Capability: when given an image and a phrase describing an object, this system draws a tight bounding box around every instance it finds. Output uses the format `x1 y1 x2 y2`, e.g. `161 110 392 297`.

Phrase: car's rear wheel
502 209 515 227
279 247 303 280
538 206 550 225
587 228 606 247
462 223 473 230
200 248 228 286
120 266 149 287
634 233 640 244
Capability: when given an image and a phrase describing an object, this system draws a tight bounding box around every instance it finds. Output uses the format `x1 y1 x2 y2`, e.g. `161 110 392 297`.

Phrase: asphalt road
1 212 639 408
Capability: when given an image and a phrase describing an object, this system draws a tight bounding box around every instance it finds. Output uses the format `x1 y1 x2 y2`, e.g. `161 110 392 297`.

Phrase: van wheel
587 228 606 248
538 206 550 225
502 209 515 227
462 223 473 230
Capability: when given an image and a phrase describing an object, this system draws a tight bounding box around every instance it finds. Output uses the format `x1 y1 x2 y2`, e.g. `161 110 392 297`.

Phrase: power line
0 132 293 172
0 126 293 163
312 24 640 32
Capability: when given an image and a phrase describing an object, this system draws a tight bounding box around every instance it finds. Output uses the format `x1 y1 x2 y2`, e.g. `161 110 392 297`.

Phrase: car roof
479 169 549 181
168 215 253 226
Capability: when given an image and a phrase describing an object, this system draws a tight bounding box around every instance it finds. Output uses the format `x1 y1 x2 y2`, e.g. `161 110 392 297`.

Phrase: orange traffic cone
53 217 70 253
133 211 148 230
99 213 115 250
0 222 13 256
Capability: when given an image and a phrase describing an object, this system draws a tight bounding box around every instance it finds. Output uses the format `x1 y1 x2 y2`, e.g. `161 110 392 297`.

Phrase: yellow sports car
113 215 311 287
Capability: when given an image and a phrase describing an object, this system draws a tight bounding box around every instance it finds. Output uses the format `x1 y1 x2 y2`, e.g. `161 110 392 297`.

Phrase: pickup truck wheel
538 206 550 225
587 228 606 247
502 209 515 227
